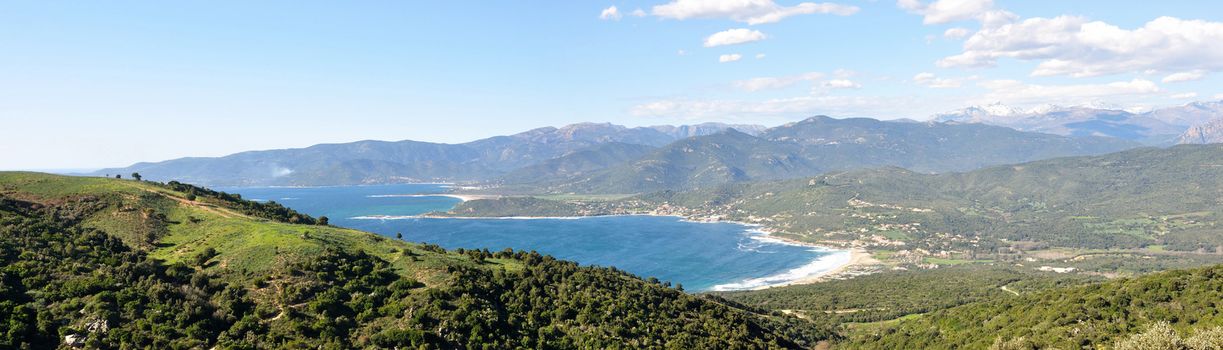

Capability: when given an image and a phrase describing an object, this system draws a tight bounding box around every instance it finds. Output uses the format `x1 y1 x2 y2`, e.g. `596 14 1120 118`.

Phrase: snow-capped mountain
933 101 1223 145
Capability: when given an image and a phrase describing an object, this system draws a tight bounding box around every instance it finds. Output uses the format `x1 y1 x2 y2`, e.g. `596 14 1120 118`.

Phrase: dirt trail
1000 285 1019 296
148 189 243 219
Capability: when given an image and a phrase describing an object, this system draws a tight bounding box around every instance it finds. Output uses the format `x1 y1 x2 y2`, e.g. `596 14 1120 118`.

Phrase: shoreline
365 211 872 290
366 193 501 202
754 248 877 289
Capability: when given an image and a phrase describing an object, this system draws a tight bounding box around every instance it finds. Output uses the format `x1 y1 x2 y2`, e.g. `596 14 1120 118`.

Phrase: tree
318 216 329 226
115 174 121 179
396 232 403 240
193 247 219 267
131 172 142 181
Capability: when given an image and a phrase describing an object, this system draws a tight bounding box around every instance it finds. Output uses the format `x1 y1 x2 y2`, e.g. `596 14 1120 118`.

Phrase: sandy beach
366 193 500 201
759 248 879 289
708 220 880 289
441 193 500 201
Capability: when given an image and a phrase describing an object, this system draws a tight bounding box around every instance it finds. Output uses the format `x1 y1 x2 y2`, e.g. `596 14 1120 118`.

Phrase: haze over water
221 184 844 291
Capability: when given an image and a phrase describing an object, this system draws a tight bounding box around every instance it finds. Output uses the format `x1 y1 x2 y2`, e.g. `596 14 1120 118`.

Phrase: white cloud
912 72 965 88
1162 70 1208 83
1170 92 1199 99
943 27 969 39
653 0 858 25
975 78 1163 105
756 53 767 59
704 28 768 47
631 8 647 17
599 6 622 20
677 49 689 56
940 16 1223 78
735 72 824 91
1216 93 1223 100
824 79 861 89
899 0 994 25
719 53 743 63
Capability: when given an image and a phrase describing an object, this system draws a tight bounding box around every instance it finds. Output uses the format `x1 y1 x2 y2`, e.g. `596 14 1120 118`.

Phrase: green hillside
496 142 656 185
840 264 1223 349
717 265 1100 324
0 172 830 349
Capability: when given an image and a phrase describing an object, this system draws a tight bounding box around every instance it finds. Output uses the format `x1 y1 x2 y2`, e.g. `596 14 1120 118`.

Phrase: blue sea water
220 184 847 291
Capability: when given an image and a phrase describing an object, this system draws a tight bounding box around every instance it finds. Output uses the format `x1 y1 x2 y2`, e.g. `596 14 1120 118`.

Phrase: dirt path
149 189 242 218
1000 285 1019 296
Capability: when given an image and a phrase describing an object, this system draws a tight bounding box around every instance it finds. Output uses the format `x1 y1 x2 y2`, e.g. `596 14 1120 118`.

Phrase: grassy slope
0 171 509 286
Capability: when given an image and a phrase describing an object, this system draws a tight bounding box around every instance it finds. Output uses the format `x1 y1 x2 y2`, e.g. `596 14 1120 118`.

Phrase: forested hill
524 116 1139 194
0 172 829 349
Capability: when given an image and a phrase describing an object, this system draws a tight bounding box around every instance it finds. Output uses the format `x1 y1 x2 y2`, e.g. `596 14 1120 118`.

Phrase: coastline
366 193 501 202
755 248 877 289
376 210 872 290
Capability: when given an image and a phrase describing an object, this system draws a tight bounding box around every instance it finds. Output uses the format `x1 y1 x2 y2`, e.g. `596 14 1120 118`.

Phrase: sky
2 0 1222 169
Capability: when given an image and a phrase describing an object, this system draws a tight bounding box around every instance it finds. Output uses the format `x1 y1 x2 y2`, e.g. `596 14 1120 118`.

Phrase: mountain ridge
934 100 1223 144
524 116 1140 194
93 122 765 186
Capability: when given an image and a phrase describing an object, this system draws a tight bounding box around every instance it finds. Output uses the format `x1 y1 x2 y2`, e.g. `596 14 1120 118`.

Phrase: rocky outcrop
1178 118 1223 144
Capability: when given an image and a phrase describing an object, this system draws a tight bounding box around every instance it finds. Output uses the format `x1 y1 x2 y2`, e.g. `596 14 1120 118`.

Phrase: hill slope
496 142 657 184
530 116 1139 194
842 264 1223 349
0 172 828 349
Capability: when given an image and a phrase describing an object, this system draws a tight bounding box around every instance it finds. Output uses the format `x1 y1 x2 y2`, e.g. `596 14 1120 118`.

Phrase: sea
219 184 848 291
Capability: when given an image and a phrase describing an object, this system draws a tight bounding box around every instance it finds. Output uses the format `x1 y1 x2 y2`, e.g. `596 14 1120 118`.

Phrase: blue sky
2 0 1221 169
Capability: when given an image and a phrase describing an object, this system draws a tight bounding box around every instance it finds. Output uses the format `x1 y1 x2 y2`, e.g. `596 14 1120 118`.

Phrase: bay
221 184 846 291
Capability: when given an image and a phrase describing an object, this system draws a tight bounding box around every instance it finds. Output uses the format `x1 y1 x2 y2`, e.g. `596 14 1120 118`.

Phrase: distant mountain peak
932 100 1223 144
1178 117 1223 144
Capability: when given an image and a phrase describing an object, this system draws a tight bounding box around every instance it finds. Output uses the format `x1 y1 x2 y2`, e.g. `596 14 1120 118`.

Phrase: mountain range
514 116 1139 194
93 122 764 186
933 100 1223 145
96 117 1138 190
